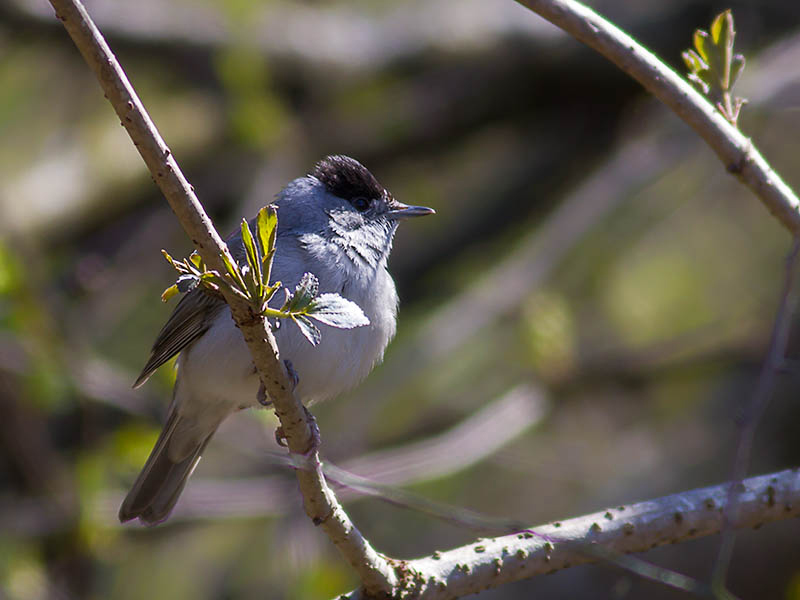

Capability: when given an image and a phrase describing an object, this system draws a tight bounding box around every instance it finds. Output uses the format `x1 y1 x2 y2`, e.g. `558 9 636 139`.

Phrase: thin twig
711 237 800 594
47 0 396 594
514 0 800 235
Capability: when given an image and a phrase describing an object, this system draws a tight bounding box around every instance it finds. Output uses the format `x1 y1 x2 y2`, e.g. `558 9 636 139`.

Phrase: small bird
119 155 434 525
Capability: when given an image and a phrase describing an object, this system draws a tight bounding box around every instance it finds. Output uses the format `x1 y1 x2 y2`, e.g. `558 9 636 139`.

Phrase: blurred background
1 0 800 598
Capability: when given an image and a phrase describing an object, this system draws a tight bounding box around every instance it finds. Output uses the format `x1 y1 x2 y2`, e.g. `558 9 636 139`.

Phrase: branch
47 0 396 594
515 0 800 235
337 468 800 599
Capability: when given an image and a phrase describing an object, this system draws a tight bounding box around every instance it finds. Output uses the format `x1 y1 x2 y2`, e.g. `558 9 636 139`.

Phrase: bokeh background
1 0 800 598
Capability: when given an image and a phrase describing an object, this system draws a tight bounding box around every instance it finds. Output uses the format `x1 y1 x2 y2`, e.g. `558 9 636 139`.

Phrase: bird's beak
387 200 436 220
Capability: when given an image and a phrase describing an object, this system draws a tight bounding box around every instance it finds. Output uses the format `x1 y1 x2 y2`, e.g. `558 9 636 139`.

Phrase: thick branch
338 468 800 599
48 0 396 594
515 0 800 235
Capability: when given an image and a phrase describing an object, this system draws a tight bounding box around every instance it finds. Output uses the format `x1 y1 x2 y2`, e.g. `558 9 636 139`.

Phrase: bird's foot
257 382 271 406
284 359 300 391
273 406 321 453
274 425 287 447
258 359 297 407
303 405 322 454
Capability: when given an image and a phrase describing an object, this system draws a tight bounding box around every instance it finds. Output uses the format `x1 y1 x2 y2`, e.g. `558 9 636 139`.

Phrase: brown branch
515 0 800 235
47 0 396 594
337 468 800 599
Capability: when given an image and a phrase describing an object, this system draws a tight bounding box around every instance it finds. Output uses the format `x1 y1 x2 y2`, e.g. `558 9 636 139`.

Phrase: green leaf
162 249 188 274
182 258 200 276
693 29 710 62
161 284 179 303
307 293 370 329
730 54 745 87
687 72 710 95
710 10 732 47
161 273 199 302
241 218 263 300
256 205 278 289
292 315 321 346
199 271 223 293
256 205 278 259
220 251 238 278
681 49 706 73
283 272 319 314
189 251 204 271
683 10 747 126
220 250 247 293
241 217 262 273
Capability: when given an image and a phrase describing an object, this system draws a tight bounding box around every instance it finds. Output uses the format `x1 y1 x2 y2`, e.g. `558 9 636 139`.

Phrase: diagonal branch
337 468 800 599
515 0 800 236
47 0 396 594
712 237 800 592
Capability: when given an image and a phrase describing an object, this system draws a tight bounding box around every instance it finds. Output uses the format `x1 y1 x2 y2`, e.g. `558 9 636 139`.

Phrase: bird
119 155 434 525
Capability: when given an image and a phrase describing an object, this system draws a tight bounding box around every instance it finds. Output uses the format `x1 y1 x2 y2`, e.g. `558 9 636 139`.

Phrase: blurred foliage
1 1 800 599
214 46 290 149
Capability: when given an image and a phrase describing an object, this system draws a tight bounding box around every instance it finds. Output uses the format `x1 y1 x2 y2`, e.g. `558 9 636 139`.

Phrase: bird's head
277 155 434 269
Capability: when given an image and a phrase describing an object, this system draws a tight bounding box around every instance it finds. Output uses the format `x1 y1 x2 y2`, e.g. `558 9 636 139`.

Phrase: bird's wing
133 289 226 388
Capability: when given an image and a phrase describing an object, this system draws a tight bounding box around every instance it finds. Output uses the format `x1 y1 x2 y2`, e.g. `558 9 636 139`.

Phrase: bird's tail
119 407 218 526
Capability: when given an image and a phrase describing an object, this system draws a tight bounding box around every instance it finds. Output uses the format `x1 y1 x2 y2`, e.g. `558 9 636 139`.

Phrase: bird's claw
257 359 297 407
274 425 287 447
257 382 271 406
273 406 321 453
271 362 317 452
284 359 300 391
303 406 321 454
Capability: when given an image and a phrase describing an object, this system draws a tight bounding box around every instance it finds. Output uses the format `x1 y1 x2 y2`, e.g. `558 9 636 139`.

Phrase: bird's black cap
312 155 386 202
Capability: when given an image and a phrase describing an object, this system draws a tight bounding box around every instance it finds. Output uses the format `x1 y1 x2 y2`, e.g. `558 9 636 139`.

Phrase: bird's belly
276 308 393 405
177 287 395 412
176 312 261 415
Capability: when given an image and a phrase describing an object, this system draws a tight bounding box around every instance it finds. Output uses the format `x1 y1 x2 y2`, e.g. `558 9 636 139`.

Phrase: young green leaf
161 273 199 302
256 205 278 289
182 258 200 276
220 250 248 294
693 29 710 62
256 206 278 258
199 271 223 293
189 251 204 271
681 49 710 94
307 293 370 329
729 54 746 88
162 249 187 274
292 315 322 346
161 284 180 303
710 10 730 46
681 48 705 73
240 217 263 297
683 10 747 126
282 272 319 314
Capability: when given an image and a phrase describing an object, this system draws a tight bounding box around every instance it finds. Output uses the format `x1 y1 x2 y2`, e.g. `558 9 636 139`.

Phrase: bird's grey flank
119 155 434 526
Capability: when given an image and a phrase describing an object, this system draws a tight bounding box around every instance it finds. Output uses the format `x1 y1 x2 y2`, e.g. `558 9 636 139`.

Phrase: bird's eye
351 197 371 212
